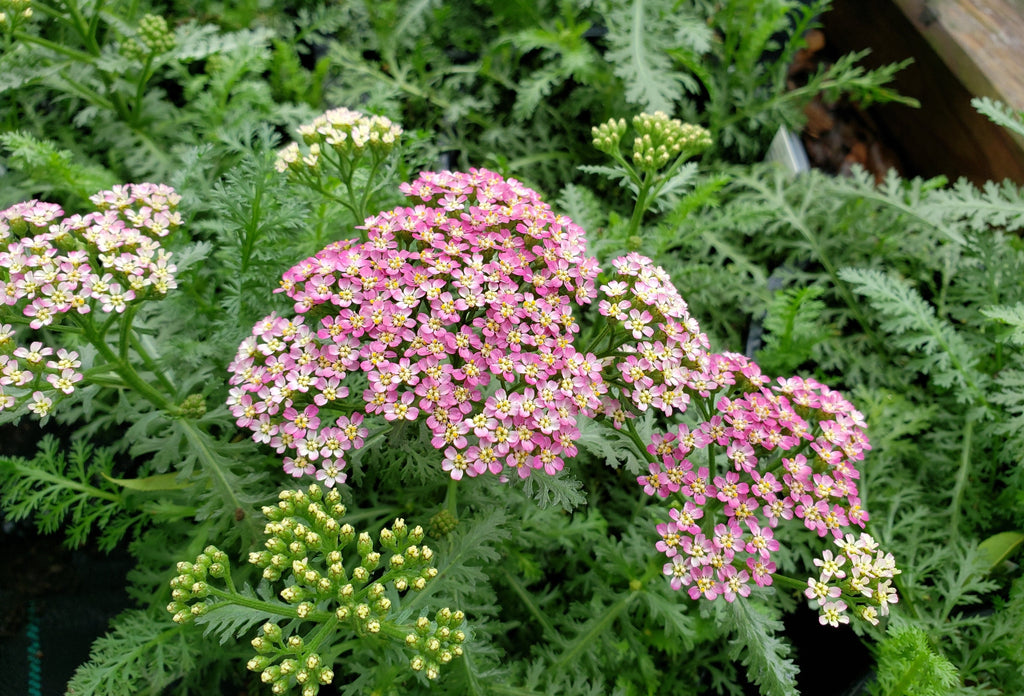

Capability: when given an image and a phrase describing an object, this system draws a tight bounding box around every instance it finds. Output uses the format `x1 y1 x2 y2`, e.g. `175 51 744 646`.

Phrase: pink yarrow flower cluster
0 184 181 416
649 358 874 604
227 169 606 485
595 252 711 423
592 254 887 612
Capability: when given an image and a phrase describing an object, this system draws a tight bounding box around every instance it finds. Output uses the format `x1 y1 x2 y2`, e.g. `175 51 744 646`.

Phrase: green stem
356 154 386 223
625 173 653 239
76 314 175 412
179 421 262 543
2 315 82 334
947 416 973 541
502 572 561 644
445 478 458 518
549 592 633 672
12 30 97 62
303 615 341 653
11 460 122 504
87 0 105 41
59 0 101 54
206 586 305 620
606 147 643 189
79 371 130 390
131 53 156 126
307 179 359 218
769 573 807 594
622 417 656 464
645 151 692 203
129 332 177 396
118 305 137 361
582 322 612 355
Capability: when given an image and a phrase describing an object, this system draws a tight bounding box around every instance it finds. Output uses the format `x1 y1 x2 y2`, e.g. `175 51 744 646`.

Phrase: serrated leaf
601 0 709 112
171 23 276 62
722 595 799 696
195 585 291 645
973 96 1024 140
576 411 653 475
839 266 988 403
982 302 1024 345
67 609 199 696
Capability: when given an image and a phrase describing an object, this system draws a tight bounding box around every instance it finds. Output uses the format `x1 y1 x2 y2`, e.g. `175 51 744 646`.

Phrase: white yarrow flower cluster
805 532 900 627
275 107 403 174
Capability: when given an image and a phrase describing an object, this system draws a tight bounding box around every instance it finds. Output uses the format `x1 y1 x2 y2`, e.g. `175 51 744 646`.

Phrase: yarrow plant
573 250 897 624
227 167 606 485
589 111 713 237
0 0 32 38
168 484 466 694
3 3 997 692
0 184 181 419
226 156 898 629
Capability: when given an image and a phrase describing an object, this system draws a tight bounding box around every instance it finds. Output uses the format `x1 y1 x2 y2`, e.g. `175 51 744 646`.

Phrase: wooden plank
823 0 1024 185
891 0 1024 109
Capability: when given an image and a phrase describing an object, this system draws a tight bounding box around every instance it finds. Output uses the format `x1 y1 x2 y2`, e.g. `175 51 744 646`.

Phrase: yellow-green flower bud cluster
591 118 628 156
249 622 335 696
177 393 206 419
122 14 175 60
253 487 453 681
274 108 402 176
168 485 464 692
138 14 175 53
631 112 712 170
405 608 467 680
428 509 459 538
166 545 229 624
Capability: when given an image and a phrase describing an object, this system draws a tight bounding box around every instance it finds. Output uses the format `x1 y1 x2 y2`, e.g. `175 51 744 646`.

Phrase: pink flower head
231 169 604 482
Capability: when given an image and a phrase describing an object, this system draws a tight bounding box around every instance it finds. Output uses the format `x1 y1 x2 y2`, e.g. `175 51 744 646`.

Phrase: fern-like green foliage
575 410 655 476
203 142 310 333
687 0 915 159
995 577 1024 675
756 285 833 375
170 22 277 62
980 303 1024 346
599 0 711 113
868 625 960 696
972 96 1024 141
0 131 117 207
124 413 275 546
931 178 1024 233
720 593 799 696
0 435 143 550
987 368 1024 518
507 9 606 122
837 267 990 406
66 608 242 696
